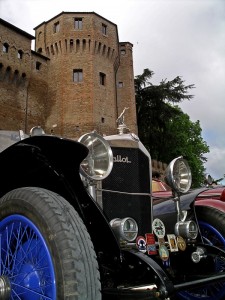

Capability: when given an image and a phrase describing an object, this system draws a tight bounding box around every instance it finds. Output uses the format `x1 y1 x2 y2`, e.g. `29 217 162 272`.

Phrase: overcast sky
1 0 225 182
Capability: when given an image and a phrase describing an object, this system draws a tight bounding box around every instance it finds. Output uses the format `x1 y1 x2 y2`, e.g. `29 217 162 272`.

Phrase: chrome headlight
78 131 113 181
165 156 192 193
175 220 198 239
30 126 45 136
110 217 138 242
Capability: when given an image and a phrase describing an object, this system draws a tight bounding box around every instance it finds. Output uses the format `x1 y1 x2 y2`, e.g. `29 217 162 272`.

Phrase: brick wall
0 19 49 132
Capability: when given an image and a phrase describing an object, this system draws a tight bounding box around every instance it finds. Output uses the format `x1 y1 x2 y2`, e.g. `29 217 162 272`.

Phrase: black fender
153 188 208 233
0 135 121 266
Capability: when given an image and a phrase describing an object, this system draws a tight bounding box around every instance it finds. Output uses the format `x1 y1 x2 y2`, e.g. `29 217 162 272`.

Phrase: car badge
176 236 187 251
145 233 157 255
167 234 178 252
152 218 165 238
158 237 165 246
158 245 169 261
136 236 147 253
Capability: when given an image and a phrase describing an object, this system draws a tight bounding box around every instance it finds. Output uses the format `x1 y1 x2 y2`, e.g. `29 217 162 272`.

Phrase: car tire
0 187 101 300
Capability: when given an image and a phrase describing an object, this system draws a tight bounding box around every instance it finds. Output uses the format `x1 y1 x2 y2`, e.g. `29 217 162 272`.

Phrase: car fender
0 135 121 264
195 199 225 213
153 188 208 215
153 188 208 233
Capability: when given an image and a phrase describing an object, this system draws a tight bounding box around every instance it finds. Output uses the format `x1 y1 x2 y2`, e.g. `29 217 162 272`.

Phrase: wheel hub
0 276 11 300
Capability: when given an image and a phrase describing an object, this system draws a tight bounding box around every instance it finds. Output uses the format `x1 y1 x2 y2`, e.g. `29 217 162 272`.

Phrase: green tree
160 107 209 186
135 69 209 187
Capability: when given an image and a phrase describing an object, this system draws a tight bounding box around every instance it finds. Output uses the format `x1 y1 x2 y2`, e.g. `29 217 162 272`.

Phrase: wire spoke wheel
199 220 225 250
0 214 56 300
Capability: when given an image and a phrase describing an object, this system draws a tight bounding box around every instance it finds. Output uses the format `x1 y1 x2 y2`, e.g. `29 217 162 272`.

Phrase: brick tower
0 12 137 138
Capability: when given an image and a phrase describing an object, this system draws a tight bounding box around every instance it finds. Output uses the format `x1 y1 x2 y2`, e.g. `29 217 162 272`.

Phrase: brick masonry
0 12 137 139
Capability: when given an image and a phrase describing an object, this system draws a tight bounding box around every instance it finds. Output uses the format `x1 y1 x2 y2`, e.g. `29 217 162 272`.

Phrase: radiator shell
101 133 152 236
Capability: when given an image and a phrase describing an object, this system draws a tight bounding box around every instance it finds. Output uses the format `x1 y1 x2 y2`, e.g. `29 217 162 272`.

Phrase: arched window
3 43 9 53
18 50 23 59
82 39 86 51
70 39 74 52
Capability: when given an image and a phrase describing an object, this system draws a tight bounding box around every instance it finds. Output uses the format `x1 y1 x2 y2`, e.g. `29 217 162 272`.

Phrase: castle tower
117 42 137 133
0 13 137 137
34 12 137 138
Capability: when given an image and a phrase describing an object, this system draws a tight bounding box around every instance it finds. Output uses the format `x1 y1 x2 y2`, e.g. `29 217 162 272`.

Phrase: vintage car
1 116 225 300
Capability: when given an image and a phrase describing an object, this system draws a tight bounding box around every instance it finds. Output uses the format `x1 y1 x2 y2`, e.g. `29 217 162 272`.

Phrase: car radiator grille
102 147 152 236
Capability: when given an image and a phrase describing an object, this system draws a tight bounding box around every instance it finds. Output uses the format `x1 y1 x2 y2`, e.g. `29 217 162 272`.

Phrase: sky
0 0 225 182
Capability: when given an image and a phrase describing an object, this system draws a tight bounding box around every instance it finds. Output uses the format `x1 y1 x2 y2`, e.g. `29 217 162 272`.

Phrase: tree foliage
135 69 209 187
161 108 209 186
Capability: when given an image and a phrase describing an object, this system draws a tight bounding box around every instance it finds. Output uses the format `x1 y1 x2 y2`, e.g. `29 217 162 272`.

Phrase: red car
152 178 225 250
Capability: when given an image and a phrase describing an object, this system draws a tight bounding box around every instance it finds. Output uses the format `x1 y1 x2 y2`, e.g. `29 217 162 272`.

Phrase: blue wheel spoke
12 282 53 299
200 221 225 250
0 214 56 299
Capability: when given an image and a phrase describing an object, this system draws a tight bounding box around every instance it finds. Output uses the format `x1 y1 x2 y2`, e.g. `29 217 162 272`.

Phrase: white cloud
205 146 225 183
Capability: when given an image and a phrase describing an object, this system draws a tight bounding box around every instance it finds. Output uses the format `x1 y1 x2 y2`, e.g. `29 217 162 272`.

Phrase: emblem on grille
113 155 131 163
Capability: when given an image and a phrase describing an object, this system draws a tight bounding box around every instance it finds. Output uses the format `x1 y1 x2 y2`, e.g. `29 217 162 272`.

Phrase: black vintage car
0 120 225 300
